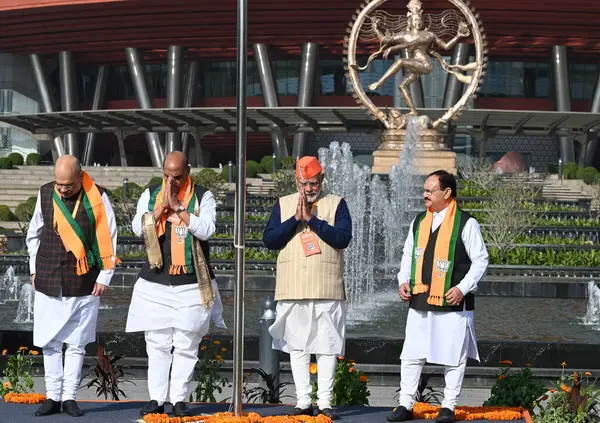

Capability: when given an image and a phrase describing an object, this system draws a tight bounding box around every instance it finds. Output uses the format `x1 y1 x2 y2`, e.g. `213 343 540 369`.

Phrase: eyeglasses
423 188 445 195
55 182 75 190
298 181 321 188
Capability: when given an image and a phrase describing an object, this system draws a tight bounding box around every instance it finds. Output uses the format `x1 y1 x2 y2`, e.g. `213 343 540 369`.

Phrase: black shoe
173 402 192 417
435 408 455 423
291 406 313 416
319 408 340 420
34 399 62 417
62 400 84 417
386 406 414 422
139 400 164 416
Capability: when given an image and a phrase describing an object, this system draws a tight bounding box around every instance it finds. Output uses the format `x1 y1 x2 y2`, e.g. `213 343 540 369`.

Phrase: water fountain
583 281 600 326
318 117 422 308
14 282 34 323
0 265 20 304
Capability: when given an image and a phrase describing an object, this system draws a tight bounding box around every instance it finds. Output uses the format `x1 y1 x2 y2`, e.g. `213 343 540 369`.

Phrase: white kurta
397 207 488 366
126 188 225 332
26 190 118 348
269 300 346 355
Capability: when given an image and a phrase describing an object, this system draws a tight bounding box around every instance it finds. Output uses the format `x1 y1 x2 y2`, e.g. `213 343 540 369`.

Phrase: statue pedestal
371 128 457 175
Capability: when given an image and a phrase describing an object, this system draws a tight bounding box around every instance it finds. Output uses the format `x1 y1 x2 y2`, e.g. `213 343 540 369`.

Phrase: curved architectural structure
1 0 600 169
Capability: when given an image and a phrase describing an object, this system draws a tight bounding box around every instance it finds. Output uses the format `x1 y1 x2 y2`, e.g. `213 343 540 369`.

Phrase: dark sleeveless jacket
409 209 475 312
35 182 105 297
138 184 215 285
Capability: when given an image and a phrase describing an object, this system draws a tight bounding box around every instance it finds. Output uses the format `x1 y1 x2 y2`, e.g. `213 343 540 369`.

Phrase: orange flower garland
412 403 524 421
143 412 333 423
4 392 47 404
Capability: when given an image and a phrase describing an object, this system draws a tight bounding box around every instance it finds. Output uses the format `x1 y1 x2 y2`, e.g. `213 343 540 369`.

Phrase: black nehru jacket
410 209 475 312
138 184 215 285
35 182 104 297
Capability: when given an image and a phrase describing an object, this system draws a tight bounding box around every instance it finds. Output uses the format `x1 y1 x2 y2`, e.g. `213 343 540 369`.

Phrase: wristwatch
175 204 185 214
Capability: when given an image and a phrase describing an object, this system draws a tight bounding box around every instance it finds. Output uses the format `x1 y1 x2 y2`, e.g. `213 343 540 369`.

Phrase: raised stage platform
0 401 525 423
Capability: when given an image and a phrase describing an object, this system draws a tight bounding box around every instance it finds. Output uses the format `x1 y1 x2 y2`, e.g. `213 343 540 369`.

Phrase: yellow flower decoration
560 384 571 393
359 375 368 383
18 346 28 351
213 340 221 345
4 381 11 388
1 349 6 356
338 356 345 360
309 363 318 375
220 347 227 353
215 354 223 361
585 371 592 376
561 361 567 367
30 350 39 356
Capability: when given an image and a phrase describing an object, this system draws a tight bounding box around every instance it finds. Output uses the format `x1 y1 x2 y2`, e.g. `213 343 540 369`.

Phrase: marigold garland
3 392 47 404
412 403 525 421
143 412 332 423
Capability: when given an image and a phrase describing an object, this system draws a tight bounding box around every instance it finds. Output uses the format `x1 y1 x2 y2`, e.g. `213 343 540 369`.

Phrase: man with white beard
263 156 352 421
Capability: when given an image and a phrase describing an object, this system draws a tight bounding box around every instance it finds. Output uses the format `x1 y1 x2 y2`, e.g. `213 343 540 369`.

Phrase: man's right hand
399 282 412 301
295 192 304 222
161 177 171 209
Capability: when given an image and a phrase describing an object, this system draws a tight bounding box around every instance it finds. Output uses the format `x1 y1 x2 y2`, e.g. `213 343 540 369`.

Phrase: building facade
1 0 599 170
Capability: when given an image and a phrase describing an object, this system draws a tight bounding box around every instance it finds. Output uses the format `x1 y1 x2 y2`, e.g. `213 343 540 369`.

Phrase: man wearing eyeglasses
26 155 119 417
387 170 488 423
263 156 352 421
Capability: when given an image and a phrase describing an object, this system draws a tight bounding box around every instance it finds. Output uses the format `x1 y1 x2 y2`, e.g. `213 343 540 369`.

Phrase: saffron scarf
52 171 119 276
148 177 196 275
410 199 462 306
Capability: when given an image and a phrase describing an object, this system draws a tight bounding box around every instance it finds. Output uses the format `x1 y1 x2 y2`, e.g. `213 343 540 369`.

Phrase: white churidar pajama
26 190 118 402
126 189 225 406
396 207 488 411
269 299 346 410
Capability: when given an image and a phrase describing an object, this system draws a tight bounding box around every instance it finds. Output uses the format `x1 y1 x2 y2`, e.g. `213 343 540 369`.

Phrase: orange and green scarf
410 199 462 306
148 177 197 275
52 171 119 276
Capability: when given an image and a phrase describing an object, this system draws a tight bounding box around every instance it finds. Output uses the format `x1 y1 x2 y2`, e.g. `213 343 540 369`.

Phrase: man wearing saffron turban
263 156 352 421
27 155 119 417
387 170 488 423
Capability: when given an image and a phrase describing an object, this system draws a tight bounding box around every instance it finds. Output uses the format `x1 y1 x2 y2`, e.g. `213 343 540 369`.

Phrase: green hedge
0 205 16 221
7 153 24 166
26 153 41 165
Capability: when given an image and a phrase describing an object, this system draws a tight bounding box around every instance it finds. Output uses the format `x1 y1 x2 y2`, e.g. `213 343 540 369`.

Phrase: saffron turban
296 156 323 180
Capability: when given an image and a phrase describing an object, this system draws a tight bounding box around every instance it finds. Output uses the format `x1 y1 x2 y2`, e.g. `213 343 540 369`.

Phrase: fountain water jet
1 266 20 304
319 117 423 309
14 283 34 324
583 281 600 326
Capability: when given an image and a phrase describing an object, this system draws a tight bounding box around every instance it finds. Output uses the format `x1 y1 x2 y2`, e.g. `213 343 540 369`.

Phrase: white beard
306 192 320 203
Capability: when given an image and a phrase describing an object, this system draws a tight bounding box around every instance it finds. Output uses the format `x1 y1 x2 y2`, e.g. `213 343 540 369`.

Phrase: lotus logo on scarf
175 226 188 244
414 248 424 261
435 259 451 277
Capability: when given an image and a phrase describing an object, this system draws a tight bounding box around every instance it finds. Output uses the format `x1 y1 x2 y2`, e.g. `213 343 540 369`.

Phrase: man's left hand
301 193 313 222
92 283 108 296
445 286 464 306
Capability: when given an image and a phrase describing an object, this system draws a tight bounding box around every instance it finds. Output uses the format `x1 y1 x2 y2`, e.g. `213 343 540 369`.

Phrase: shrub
311 356 370 406
578 167 599 185
0 158 12 169
260 155 276 174
0 206 16 221
278 156 296 170
14 200 36 223
189 336 230 403
483 360 546 411
563 162 579 179
192 168 226 201
246 160 265 178
81 344 135 401
0 347 39 397
220 165 236 182
25 153 41 166
146 176 163 188
7 153 24 166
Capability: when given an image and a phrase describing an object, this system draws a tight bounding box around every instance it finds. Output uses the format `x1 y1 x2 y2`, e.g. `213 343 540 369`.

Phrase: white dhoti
269 300 346 410
125 278 225 405
33 291 100 402
398 308 479 411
